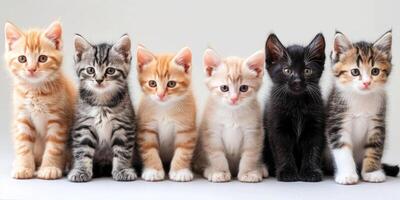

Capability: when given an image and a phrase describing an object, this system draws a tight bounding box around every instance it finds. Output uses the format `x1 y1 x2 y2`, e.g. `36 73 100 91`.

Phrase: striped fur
4 21 76 179
68 34 137 182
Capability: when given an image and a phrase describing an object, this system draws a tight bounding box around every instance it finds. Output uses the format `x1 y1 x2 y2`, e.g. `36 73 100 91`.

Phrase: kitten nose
157 91 166 100
96 79 104 84
363 81 371 88
27 67 37 74
230 95 239 105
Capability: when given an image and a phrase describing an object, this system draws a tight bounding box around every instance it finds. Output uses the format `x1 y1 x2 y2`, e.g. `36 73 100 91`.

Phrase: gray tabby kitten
68 34 137 182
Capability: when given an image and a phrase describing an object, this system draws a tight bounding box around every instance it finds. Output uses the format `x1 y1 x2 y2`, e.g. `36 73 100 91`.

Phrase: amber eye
167 81 176 88
371 68 380 76
283 68 292 75
86 67 95 74
18 55 27 63
304 68 313 76
220 85 229 92
38 55 48 63
148 80 157 87
351 68 360 76
239 85 248 92
106 67 116 75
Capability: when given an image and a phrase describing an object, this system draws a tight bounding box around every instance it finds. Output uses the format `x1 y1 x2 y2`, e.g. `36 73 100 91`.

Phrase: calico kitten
193 49 267 183
326 31 399 185
136 46 197 182
4 21 76 179
67 34 137 182
263 33 326 182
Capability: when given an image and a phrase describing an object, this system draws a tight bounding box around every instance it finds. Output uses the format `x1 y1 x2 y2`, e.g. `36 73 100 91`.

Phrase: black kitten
263 33 326 182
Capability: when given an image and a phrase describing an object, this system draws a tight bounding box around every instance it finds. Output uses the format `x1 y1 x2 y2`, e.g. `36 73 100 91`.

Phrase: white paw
37 167 63 180
12 167 35 179
169 168 194 182
335 172 359 185
205 171 231 182
362 170 386 183
141 168 165 181
238 170 263 183
262 165 269 178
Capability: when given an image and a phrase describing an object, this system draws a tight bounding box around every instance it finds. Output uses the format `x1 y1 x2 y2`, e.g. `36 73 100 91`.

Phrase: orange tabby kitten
136 46 197 182
4 21 76 179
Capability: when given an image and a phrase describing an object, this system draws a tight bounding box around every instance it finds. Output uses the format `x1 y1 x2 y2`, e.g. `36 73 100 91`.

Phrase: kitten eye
148 80 157 88
18 55 27 63
371 68 380 76
239 85 249 92
351 68 360 76
220 85 229 92
38 55 48 63
283 68 292 75
106 67 116 75
86 67 95 74
304 68 313 76
167 81 176 88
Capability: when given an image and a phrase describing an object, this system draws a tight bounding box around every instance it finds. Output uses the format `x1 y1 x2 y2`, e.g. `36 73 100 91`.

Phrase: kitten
263 33 326 182
193 49 267 183
326 31 399 185
4 21 76 179
67 34 137 182
136 46 197 182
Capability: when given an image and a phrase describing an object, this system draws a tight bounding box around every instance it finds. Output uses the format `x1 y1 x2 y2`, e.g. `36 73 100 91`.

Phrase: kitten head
136 46 192 104
203 49 264 107
331 31 392 94
74 34 131 106
4 21 63 84
265 33 325 96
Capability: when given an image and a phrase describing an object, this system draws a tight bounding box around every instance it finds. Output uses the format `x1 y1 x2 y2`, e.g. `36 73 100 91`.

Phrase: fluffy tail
382 163 399 177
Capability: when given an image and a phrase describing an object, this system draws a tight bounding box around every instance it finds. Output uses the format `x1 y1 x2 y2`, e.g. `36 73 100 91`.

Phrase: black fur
263 33 326 182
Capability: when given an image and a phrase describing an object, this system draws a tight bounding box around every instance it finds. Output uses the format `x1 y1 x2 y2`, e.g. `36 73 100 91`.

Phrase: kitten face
74 34 131 104
137 46 192 104
4 21 63 84
265 33 325 95
203 49 264 107
331 31 392 94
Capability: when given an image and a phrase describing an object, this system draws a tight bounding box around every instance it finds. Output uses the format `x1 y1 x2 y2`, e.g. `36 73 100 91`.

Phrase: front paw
112 168 137 181
37 166 63 180
204 168 231 182
299 168 323 182
238 170 263 183
335 172 359 185
68 168 93 182
141 168 165 181
169 168 194 182
362 170 386 183
277 167 299 182
12 167 35 179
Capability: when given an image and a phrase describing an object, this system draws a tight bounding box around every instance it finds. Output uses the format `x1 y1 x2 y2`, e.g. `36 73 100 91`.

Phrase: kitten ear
306 33 326 62
74 34 92 62
113 34 131 62
44 21 62 50
4 22 23 51
333 31 352 56
245 50 265 77
203 48 221 77
173 47 192 73
373 30 392 56
265 33 287 66
136 46 155 71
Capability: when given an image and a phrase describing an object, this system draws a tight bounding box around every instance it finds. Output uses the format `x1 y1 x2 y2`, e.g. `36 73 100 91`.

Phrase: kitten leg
138 128 165 181
12 118 36 179
169 127 196 182
203 130 231 182
237 128 264 183
111 129 137 181
68 127 97 182
37 120 67 179
361 116 386 183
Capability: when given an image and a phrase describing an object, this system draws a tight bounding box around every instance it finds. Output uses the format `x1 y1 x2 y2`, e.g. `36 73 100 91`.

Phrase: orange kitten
136 46 197 182
4 21 76 179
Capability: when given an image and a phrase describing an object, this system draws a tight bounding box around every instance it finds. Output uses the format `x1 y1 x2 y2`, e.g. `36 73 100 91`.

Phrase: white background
0 0 399 199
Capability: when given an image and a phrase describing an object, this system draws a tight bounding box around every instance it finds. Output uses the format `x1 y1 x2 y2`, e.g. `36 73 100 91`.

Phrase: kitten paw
299 169 323 182
169 168 194 182
68 169 93 182
335 172 359 185
261 164 269 178
277 168 299 182
206 171 231 182
37 167 63 180
362 170 386 183
112 168 137 181
12 167 35 179
141 168 165 181
238 170 263 183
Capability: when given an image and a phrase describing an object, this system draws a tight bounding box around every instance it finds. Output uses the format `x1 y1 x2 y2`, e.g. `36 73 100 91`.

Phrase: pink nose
230 96 239 104
157 92 166 100
28 68 37 74
363 82 371 88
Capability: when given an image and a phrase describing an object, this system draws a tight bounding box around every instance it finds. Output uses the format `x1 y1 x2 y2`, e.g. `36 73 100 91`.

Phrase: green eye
148 80 157 87
86 67 95 74
371 68 380 76
167 81 176 88
283 68 292 75
351 68 360 76
304 68 312 76
18 55 27 63
106 67 116 75
220 85 229 92
38 55 48 63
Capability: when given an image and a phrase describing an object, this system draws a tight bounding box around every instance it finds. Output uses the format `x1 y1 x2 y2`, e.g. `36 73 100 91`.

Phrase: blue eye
351 68 360 76
220 85 229 92
371 68 380 76
239 85 248 92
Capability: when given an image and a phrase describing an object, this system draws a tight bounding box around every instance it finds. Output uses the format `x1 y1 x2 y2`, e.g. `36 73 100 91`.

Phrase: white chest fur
90 108 113 146
155 114 176 163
